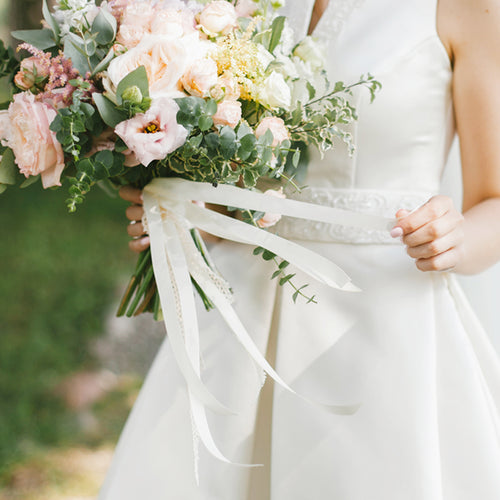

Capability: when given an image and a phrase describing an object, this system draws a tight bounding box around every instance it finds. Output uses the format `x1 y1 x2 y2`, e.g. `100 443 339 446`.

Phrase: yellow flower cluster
212 32 266 100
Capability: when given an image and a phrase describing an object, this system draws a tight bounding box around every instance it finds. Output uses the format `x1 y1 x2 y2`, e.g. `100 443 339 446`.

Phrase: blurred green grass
0 183 133 475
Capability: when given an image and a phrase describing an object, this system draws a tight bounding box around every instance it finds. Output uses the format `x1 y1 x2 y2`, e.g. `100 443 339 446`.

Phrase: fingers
119 185 143 205
127 221 146 238
129 236 150 254
126 204 144 222
392 195 465 272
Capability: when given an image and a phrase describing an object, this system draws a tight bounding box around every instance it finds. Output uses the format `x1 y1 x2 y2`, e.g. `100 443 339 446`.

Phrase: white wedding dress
99 1 500 498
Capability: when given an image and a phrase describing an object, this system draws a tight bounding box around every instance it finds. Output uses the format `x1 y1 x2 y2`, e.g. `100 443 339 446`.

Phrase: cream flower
213 100 242 128
114 97 188 166
258 71 292 109
198 1 237 35
105 33 204 99
0 92 64 188
181 58 219 97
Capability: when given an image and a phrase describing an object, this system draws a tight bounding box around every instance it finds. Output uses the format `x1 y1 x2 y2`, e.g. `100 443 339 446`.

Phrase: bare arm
393 0 500 274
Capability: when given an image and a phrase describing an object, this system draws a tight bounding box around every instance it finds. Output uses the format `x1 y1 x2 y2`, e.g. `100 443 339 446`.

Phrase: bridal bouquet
0 0 379 316
0 0 384 467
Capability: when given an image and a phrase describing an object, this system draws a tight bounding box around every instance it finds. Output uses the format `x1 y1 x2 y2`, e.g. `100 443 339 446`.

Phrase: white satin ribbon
143 178 394 474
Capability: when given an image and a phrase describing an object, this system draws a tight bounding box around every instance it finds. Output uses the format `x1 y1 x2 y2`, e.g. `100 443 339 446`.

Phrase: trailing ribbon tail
142 178 394 475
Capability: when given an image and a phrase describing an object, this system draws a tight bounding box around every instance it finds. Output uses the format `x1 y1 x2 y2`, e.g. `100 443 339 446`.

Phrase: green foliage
11 29 57 50
282 74 381 157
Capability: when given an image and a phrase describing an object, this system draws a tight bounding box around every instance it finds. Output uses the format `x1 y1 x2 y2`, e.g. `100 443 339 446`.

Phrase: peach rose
105 33 204 99
114 97 188 166
211 72 241 101
181 58 219 97
115 3 155 48
257 188 286 228
0 92 64 188
213 100 242 128
14 56 50 91
198 1 237 35
255 116 289 147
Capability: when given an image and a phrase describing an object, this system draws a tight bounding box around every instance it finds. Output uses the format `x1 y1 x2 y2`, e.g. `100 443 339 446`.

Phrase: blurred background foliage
0 1 156 498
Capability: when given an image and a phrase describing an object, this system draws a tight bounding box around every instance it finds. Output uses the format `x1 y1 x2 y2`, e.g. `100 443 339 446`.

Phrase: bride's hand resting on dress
391 196 465 273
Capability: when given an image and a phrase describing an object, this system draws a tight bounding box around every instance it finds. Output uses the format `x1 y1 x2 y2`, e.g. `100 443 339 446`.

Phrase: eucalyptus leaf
269 16 286 54
0 149 18 185
20 174 40 189
116 66 149 105
64 34 91 76
42 0 60 41
11 29 56 50
93 93 128 127
92 8 117 46
91 46 115 76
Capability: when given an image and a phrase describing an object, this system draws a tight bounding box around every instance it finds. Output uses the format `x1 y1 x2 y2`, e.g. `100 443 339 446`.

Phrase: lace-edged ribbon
143 178 393 479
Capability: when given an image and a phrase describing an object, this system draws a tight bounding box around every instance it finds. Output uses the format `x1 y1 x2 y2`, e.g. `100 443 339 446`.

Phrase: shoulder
438 0 500 65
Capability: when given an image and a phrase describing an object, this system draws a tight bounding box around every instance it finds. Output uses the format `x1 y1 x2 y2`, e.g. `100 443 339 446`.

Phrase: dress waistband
275 187 434 244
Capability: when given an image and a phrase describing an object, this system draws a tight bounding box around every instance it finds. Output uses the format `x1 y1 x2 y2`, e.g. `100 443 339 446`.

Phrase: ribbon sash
143 178 393 475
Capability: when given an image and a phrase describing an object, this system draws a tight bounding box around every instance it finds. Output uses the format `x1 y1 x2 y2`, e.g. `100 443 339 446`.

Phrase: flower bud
122 85 143 104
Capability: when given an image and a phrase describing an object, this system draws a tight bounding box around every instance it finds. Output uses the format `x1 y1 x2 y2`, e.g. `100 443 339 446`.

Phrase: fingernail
390 227 404 238
141 236 150 245
139 193 143 202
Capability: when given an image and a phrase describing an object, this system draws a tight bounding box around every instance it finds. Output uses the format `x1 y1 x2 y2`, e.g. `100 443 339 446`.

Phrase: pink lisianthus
255 116 290 147
257 188 287 228
212 99 242 128
0 92 64 188
114 97 188 166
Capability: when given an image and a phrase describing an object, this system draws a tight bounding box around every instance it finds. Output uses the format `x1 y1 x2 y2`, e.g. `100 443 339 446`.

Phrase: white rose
259 71 292 109
106 33 202 98
150 8 197 38
293 36 326 72
182 58 219 97
199 1 237 35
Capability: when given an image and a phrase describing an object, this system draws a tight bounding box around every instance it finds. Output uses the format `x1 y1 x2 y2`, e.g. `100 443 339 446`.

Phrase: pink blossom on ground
212 99 242 128
257 188 286 228
1 92 65 188
114 97 188 166
255 116 290 147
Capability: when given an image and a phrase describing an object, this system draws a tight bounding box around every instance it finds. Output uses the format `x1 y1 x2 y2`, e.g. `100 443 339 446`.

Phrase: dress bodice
283 0 454 192
278 0 455 242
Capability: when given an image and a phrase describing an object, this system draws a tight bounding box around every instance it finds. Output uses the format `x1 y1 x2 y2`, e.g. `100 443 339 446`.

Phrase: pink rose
181 58 219 97
213 100 242 128
235 0 258 17
198 1 237 35
257 188 286 228
14 56 50 91
114 97 188 166
0 92 64 188
255 116 289 147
